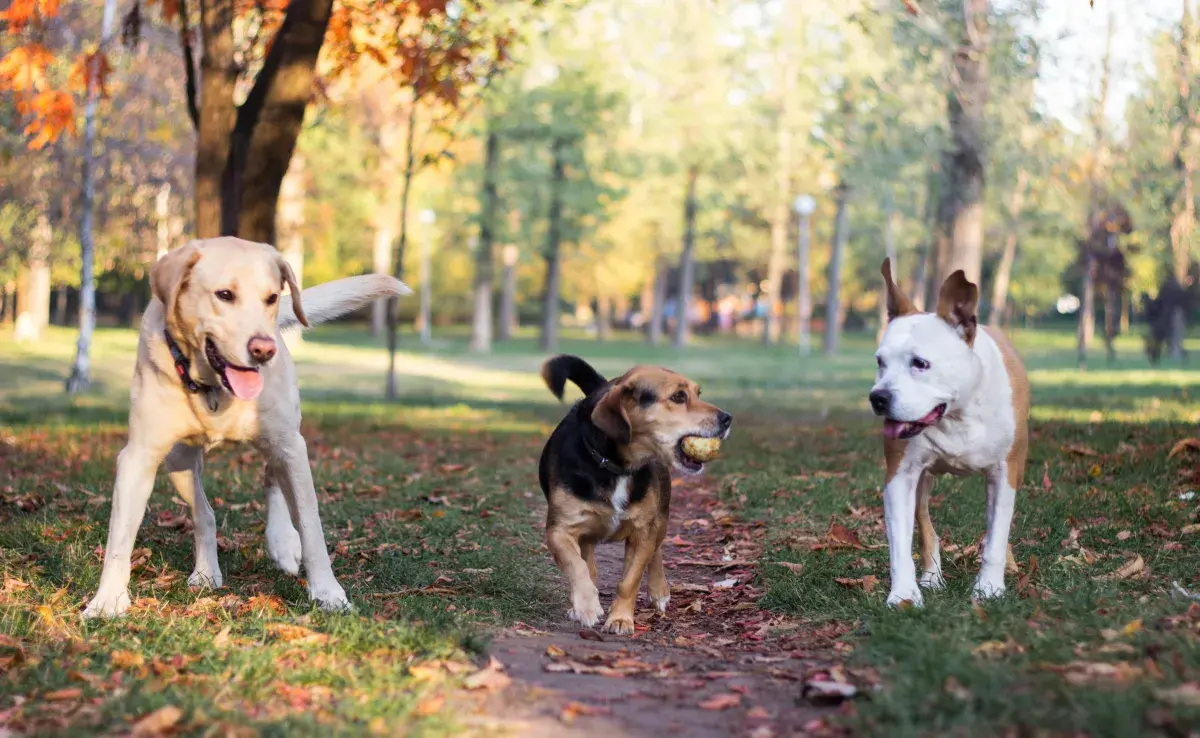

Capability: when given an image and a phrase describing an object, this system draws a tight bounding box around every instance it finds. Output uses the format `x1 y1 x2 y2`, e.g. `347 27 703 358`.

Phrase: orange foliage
20 90 77 149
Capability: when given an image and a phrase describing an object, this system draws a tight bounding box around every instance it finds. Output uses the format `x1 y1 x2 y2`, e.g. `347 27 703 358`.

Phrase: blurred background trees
2 0 1198 389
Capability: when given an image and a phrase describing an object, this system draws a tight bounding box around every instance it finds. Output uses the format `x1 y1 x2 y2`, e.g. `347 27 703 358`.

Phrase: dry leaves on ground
834 576 879 593
464 657 511 691
1101 555 1146 581
131 705 183 737
698 693 742 710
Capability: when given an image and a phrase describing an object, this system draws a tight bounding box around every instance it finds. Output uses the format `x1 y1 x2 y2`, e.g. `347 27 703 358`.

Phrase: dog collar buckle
584 438 631 476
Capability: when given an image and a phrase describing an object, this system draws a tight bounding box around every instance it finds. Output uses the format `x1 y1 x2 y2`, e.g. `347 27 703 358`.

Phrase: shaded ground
470 477 860 738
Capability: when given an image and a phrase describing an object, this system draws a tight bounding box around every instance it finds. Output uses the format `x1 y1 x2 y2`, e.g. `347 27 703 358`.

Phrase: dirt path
459 477 861 737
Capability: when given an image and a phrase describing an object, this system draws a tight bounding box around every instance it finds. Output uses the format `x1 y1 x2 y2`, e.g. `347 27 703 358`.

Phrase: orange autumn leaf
69 51 113 96
0 44 55 92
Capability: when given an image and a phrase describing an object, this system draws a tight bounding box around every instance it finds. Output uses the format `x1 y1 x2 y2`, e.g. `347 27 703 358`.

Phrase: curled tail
278 274 411 331
541 355 607 400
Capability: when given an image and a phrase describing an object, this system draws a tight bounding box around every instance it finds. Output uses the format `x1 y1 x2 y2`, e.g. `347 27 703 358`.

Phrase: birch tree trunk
277 152 306 351
1169 0 1195 361
672 166 699 348
497 245 518 341
649 254 667 345
763 47 794 345
988 168 1027 326
469 127 501 353
824 184 850 356
876 190 896 341
539 138 567 353
15 214 51 344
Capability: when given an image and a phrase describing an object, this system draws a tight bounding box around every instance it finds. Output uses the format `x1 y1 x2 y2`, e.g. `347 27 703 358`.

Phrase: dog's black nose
869 390 892 415
718 411 733 430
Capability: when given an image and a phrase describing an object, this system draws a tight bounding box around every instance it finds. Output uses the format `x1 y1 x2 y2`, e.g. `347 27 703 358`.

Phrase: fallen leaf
1168 438 1200 458
1181 523 1200 535
699 693 742 710
746 706 772 719
131 705 183 737
972 639 1025 658
413 693 446 717
803 680 857 702
43 688 83 701
944 675 971 701
713 578 739 589
464 657 511 691
560 701 611 723
834 576 879 593
1063 443 1099 457
265 623 329 645
212 626 232 649
1060 528 1081 549
578 629 604 642
823 521 867 550
545 644 566 658
1102 555 1145 581
1117 530 1132 541
1042 462 1052 493
774 561 804 574
110 649 145 669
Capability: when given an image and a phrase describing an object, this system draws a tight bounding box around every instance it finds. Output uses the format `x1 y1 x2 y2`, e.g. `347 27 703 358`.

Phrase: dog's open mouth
205 338 264 402
883 403 947 440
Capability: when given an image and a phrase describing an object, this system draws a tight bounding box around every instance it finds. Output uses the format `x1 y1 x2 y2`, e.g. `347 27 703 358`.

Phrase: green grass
2 323 1200 735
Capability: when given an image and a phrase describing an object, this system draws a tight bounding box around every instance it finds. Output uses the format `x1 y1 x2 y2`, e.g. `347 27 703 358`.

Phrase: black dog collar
583 435 631 476
163 330 220 412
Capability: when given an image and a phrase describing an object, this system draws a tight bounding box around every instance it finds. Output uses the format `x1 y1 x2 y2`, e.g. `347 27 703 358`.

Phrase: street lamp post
419 209 436 346
793 194 816 356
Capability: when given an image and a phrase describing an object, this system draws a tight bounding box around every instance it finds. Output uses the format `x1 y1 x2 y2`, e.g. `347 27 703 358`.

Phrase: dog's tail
278 274 411 331
541 355 607 401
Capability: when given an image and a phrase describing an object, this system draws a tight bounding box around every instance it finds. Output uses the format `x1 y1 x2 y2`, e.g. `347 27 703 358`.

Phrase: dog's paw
266 524 303 576
82 590 131 619
567 588 603 627
886 586 924 609
310 581 352 613
651 593 670 613
187 567 223 589
919 570 946 590
971 575 1006 600
602 612 635 636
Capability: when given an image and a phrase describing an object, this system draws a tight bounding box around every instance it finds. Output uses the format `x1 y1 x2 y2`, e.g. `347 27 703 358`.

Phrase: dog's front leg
646 541 670 613
974 464 1015 599
84 440 169 618
267 433 350 612
547 528 603 627
884 468 923 608
605 530 656 635
164 444 222 589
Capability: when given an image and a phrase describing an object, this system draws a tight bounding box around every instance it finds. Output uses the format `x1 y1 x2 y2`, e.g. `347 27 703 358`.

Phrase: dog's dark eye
876 356 885 369
670 391 688 404
911 357 931 371
215 290 235 303
266 293 279 306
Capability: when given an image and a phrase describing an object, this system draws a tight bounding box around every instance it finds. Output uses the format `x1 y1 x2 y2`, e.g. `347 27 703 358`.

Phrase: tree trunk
672 165 699 348
763 47 794 345
797 210 813 354
1169 0 1195 361
539 138 567 353
649 253 667 345
277 152 306 351
929 152 956 306
371 221 393 336
942 0 989 284
824 183 850 356
1077 252 1095 368
877 190 897 341
1103 284 1120 363
2 283 15 326
196 0 238 238
596 292 612 342
469 126 501 353
15 216 51 343
498 245 518 341
988 168 1027 326
385 87 420 399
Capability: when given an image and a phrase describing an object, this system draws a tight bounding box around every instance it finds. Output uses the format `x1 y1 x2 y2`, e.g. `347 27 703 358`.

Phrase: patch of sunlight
296 344 543 392
304 402 548 435
1029 367 1199 388
1032 402 1200 424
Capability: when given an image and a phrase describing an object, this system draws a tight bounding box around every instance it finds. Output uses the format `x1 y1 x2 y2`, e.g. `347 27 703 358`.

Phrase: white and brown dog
870 259 1029 607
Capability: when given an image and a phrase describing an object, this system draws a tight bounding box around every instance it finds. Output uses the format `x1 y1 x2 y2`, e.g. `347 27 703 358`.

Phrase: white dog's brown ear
936 270 979 345
591 385 631 445
151 242 203 330
880 258 918 321
278 257 309 327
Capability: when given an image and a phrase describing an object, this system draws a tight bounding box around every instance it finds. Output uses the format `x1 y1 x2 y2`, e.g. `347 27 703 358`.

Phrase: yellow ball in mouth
680 435 722 462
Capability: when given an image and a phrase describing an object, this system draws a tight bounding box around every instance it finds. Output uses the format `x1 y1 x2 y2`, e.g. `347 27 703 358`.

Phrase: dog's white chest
607 477 631 534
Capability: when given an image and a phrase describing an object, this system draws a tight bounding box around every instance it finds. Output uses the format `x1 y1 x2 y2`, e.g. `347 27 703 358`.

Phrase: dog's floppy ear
151 241 203 332
936 270 979 345
591 384 632 445
277 255 309 327
881 257 918 321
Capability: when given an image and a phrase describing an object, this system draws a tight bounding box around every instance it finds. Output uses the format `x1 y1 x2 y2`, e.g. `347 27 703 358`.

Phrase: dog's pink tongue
918 407 942 424
883 420 906 440
225 367 264 401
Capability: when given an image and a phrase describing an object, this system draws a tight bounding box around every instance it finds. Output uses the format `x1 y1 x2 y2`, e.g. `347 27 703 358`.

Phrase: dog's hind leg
164 444 222 589
915 472 944 590
264 470 303 577
266 433 350 611
84 438 170 618
646 540 670 613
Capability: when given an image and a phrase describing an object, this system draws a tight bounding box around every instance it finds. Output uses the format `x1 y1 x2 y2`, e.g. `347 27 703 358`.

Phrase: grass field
2 323 1200 736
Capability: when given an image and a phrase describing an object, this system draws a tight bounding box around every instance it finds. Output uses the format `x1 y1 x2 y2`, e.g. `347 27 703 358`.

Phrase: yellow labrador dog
84 237 409 618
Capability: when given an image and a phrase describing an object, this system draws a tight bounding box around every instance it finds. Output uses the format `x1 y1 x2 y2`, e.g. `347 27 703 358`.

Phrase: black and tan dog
539 355 732 635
